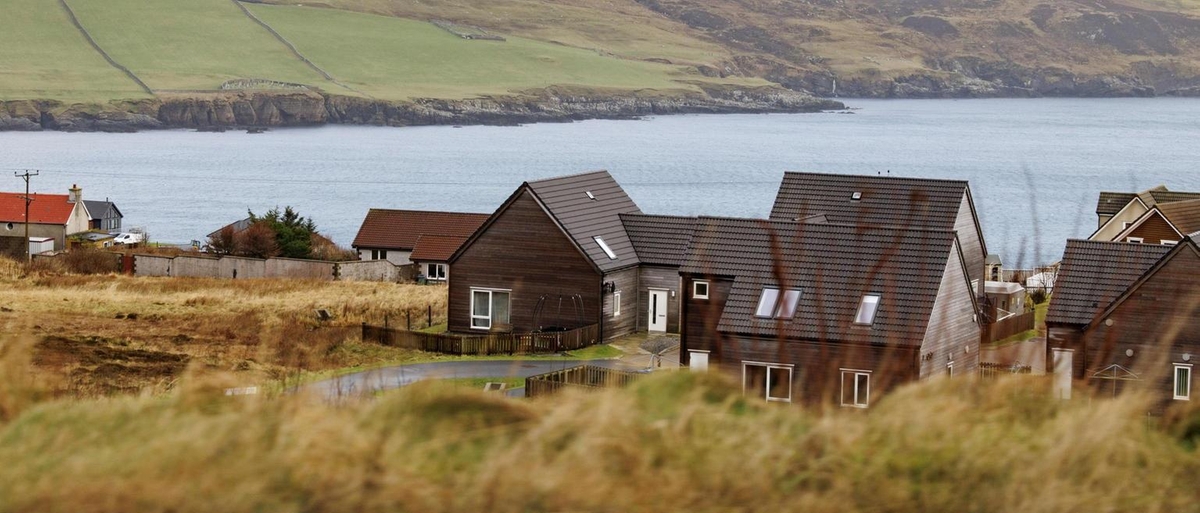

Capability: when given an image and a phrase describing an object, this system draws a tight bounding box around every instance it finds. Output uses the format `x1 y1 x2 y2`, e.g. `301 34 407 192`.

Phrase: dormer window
854 294 882 325
593 236 617 260
755 288 801 319
851 191 863 201
1127 237 1144 244
585 191 596 200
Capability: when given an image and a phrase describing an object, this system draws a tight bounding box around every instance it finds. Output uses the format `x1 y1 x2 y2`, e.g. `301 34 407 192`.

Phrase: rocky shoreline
0 85 845 133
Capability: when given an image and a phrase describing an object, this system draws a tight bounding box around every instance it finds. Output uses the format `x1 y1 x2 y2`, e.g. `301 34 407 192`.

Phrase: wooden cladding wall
637 266 682 334
449 190 601 333
680 274 733 367
1126 214 1183 244
1076 248 1200 402
918 240 982 378
955 192 987 296
603 266 639 340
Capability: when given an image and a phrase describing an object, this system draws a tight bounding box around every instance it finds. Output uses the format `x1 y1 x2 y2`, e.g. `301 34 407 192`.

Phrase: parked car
112 232 145 245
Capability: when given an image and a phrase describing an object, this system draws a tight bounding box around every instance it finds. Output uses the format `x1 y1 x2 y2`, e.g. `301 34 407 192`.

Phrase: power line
14 170 39 263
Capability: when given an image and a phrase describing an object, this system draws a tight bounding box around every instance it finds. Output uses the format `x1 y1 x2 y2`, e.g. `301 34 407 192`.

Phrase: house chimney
68 184 81 203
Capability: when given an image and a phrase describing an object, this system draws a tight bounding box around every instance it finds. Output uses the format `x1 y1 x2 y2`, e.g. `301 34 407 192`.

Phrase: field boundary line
57 0 154 95
230 0 374 99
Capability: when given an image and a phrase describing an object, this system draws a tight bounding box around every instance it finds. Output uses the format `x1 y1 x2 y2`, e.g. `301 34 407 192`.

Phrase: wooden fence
525 365 646 398
985 310 1037 343
361 323 599 356
979 361 1033 379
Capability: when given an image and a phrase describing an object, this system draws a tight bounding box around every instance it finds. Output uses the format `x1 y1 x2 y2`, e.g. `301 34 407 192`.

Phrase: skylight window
593 236 617 260
855 294 882 325
851 191 863 201
755 288 801 319
585 191 596 200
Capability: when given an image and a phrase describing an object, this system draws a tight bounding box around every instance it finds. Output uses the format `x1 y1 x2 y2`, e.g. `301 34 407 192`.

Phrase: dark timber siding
918 240 982 377
449 190 600 333
1076 248 1200 402
713 336 920 405
680 274 733 366
1127 214 1182 244
955 192 986 296
637 266 682 333
603 266 639 340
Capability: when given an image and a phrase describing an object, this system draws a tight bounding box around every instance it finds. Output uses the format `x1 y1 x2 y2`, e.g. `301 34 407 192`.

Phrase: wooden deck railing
525 365 646 398
361 323 600 356
979 361 1033 379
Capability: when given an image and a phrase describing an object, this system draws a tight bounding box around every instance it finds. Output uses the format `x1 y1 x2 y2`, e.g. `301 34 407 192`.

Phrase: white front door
648 289 668 332
1052 349 1073 400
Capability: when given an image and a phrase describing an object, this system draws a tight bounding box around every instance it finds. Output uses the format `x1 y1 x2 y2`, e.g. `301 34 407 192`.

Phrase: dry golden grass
0 365 1196 512
0 258 447 396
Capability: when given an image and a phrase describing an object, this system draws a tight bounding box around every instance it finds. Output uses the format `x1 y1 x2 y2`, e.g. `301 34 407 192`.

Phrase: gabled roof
0 192 77 225
1143 189 1200 207
1155 198 1200 236
1096 192 1139 216
620 213 697 267
681 217 961 346
769 172 970 232
352 209 489 251
82 200 122 221
207 217 254 240
410 234 473 263
1045 240 1173 326
525 171 642 272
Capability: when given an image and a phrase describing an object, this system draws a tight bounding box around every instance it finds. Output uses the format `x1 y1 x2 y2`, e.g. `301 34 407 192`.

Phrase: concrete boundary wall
130 254 402 282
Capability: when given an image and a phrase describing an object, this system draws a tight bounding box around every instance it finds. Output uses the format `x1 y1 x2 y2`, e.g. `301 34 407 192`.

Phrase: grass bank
0 367 1196 512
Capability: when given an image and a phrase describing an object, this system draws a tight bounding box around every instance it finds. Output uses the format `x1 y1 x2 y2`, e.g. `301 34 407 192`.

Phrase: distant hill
285 0 1200 97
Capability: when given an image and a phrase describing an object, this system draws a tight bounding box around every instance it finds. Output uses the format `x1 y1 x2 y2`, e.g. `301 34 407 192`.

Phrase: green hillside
0 0 148 102
66 0 347 93
247 4 733 100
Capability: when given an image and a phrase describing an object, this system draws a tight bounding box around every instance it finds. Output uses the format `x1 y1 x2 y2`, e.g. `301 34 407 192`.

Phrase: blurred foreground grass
1 347 1198 513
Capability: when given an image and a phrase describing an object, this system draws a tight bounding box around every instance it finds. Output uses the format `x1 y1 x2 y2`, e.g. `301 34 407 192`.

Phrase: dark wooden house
83 199 123 233
679 216 982 406
448 171 645 338
1045 239 1200 403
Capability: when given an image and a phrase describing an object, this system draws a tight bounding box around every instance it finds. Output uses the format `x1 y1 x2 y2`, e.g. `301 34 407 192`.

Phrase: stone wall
172 255 221 278
134 254 173 277
265 257 335 280
129 254 403 282
219 256 266 279
339 260 400 282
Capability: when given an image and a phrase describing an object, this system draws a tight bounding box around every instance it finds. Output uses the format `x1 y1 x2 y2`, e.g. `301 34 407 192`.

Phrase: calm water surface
2 98 1198 266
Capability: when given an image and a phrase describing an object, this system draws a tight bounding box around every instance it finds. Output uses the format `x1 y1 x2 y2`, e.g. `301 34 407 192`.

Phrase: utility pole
14 170 39 263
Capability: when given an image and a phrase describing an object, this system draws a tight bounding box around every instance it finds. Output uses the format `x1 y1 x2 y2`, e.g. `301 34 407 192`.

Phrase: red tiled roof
0 192 75 225
410 234 471 263
352 209 489 250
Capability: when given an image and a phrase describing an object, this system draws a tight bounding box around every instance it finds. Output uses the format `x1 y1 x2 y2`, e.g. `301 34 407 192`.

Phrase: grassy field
65 0 348 93
0 0 148 102
0 365 1196 512
247 4 724 100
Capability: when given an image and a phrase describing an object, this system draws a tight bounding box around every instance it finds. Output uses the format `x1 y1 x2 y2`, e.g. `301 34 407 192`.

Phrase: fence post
427 305 432 328
406 310 411 331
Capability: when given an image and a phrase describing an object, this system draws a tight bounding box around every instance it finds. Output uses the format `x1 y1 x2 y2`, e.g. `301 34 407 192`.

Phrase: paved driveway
301 358 638 400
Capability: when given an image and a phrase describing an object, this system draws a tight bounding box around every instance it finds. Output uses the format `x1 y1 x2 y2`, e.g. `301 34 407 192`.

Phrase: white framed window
1126 237 1144 244
840 369 871 408
613 291 621 317
947 360 955 377
470 288 511 330
371 249 388 260
743 361 793 402
689 350 709 372
754 288 801 319
854 294 882 325
426 263 446 280
693 281 709 299
1175 364 1192 401
593 236 617 260
1162 240 1179 246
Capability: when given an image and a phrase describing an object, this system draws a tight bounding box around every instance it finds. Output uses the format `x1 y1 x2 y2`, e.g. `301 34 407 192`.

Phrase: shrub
1029 288 1049 305
60 248 120 275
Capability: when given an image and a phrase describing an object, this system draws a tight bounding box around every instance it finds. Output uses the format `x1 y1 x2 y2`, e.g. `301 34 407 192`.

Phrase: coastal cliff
0 86 844 132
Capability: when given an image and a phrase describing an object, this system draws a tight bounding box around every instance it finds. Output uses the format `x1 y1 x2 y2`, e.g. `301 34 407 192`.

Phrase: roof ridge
783 171 969 186
695 214 958 235
527 169 611 185
365 208 489 216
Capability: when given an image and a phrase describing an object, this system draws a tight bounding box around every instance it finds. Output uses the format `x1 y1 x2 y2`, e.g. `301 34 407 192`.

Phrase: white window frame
754 287 801 319
947 360 955 377
469 288 511 330
1126 237 1144 244
854 294 882 326
613 291 621 317
426 263 447 280
1174 364 1192 401
371 249 388 260
1162 240 1179 246
693 280 709 299
742 361 794 403
840 369 871 408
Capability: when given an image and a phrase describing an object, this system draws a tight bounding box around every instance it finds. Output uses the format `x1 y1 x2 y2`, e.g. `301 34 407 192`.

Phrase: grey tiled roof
682 217 960 346
527 171 642 272
769 172 968 231
620 214 697 267
1045 240 1172 326
1096 192 1138 216
82 200 121 221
